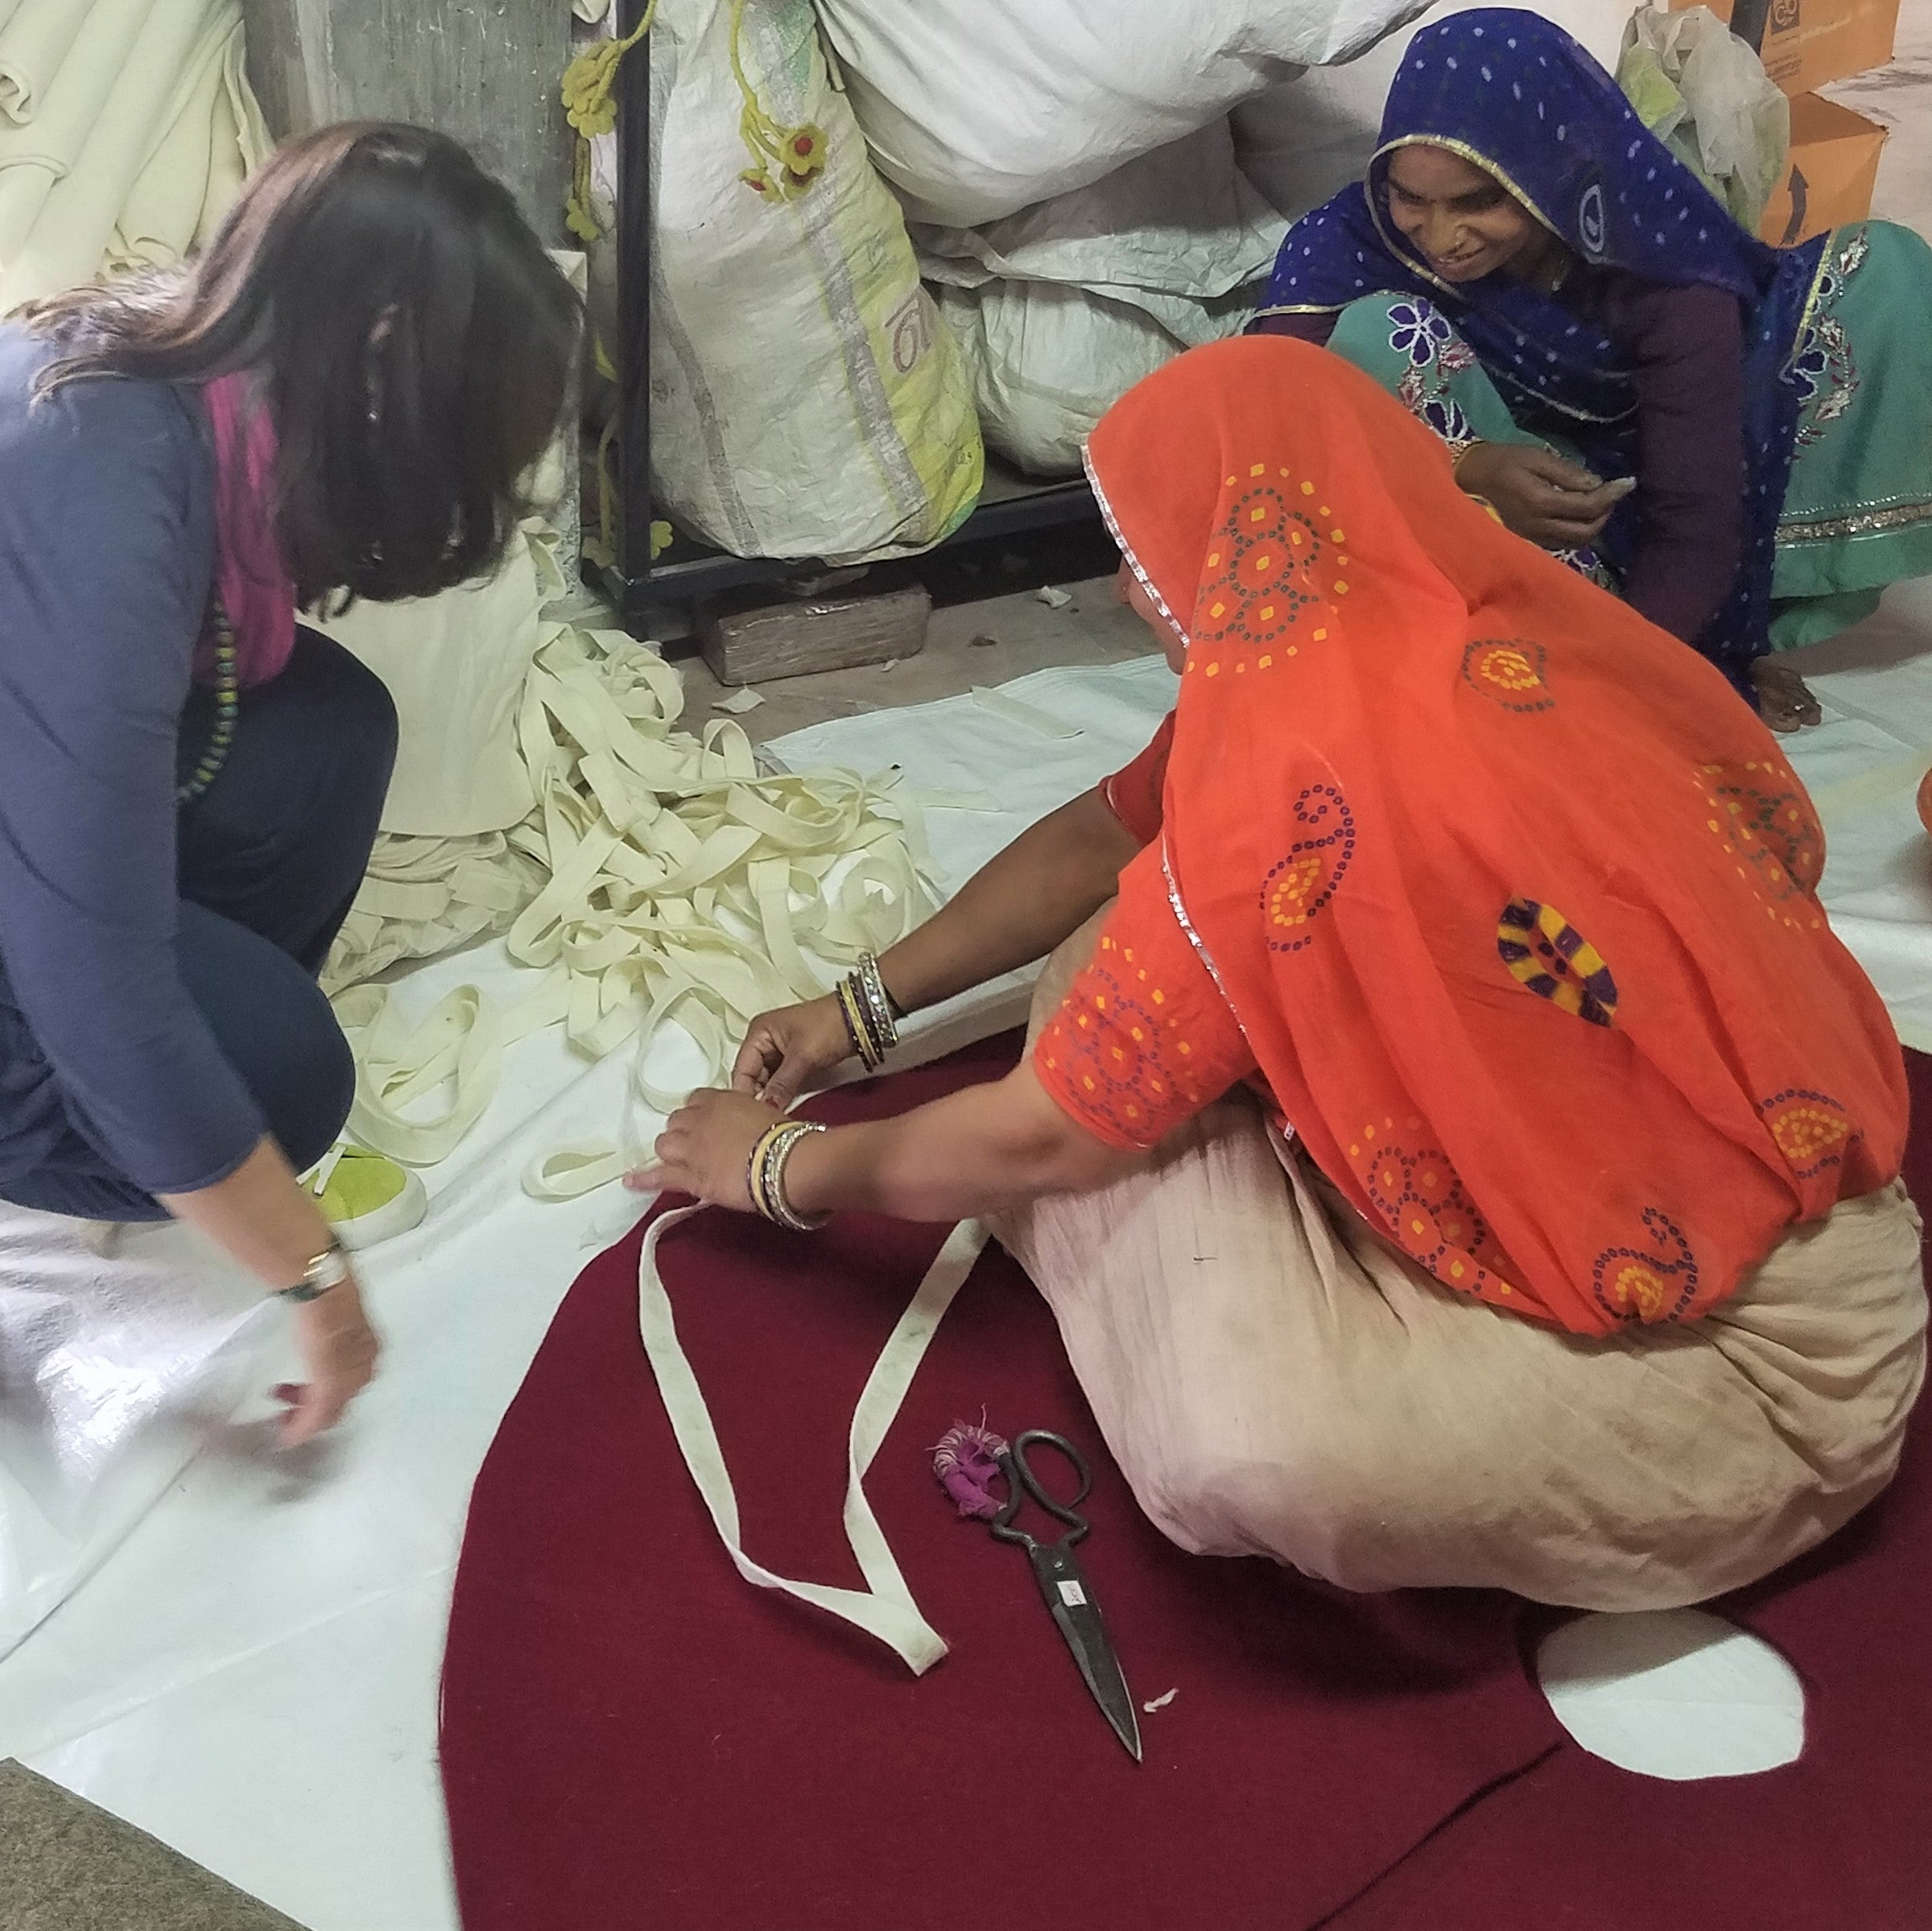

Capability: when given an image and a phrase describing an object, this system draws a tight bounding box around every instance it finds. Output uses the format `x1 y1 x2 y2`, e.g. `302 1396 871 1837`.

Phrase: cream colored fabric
1000 1100 1926 1611
321 830 548 996
997 918 1927 1611
316 523 562 843
325 613 936 1186
638 1208 989 1673
0 0 268 311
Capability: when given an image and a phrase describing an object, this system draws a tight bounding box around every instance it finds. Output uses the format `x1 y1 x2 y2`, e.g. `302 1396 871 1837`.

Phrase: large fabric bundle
1617 3 1789 231
0 0 268 310
643 0 982 563
920 124 1285 475
813 0 1436 228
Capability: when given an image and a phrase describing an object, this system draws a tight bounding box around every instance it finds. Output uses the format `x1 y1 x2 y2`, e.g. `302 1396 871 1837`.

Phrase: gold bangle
836 976 886 1071
748 1118 830 1232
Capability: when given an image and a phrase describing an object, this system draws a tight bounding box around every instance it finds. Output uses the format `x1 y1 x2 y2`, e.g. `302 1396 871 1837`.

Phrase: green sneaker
305 1143 428 1250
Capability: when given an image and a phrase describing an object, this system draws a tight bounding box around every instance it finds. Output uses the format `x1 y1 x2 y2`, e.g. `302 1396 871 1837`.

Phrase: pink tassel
932 1418 1009 1520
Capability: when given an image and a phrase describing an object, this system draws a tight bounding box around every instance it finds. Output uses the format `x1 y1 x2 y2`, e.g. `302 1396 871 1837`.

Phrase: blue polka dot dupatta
1257 7 1830 689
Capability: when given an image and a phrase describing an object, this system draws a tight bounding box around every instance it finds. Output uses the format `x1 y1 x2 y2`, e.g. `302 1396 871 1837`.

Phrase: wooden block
700 586 931 687
1759 93 1887 246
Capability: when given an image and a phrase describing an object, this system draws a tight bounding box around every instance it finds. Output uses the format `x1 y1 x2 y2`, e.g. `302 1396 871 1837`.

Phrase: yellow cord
562 0 659 241
726 0 828 203
561 0 828 237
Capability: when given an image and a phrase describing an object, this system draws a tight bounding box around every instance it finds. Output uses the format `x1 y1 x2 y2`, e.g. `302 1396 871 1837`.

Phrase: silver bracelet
853 952 900 1056
749 1118 830 1232
278 1239 350 1302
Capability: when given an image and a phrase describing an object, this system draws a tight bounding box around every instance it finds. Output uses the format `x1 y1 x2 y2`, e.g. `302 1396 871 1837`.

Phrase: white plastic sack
920 123 1286 476
0 1208 274 1661
647 0 982 563
937 283 1187 477
1616 3 1788 229
1235 0 1633 222
914 124 1287 319
814 0 1436 228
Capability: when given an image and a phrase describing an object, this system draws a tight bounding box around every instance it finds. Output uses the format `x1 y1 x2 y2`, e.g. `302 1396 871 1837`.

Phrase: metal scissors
990 1429 1141 1761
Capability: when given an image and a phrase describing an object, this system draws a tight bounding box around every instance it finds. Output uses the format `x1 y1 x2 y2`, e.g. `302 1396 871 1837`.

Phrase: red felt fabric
440 1036 1561 1931
442 1042 1930 1931
1329 1048 1932 1931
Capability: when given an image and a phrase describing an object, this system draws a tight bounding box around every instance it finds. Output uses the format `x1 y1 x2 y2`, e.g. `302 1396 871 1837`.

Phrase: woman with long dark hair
0 124 580 1442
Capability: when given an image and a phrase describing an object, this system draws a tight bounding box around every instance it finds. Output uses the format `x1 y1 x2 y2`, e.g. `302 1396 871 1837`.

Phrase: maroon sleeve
1601 277 1747 647
1248 310 1340 347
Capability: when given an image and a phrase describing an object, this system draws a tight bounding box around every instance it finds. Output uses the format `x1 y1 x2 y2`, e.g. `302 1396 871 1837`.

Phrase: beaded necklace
177 594 239 804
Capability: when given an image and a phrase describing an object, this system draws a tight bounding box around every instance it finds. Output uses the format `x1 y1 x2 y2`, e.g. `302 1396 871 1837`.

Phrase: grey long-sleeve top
0 324 264 1193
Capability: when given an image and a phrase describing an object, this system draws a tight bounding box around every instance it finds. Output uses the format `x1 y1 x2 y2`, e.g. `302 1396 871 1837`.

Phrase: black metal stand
598 0 1104 642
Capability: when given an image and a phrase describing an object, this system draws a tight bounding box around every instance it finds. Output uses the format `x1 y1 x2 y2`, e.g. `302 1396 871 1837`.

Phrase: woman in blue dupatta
1253 7 1932 732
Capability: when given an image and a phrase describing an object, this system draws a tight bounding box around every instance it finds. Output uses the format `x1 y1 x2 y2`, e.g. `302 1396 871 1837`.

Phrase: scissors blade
1031 1549 1142 1762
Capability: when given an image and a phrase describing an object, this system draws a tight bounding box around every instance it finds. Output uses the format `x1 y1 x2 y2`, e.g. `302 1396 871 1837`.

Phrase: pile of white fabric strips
325 616 939 1195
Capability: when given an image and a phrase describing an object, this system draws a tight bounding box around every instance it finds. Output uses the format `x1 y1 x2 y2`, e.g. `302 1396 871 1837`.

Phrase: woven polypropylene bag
644 0 982 562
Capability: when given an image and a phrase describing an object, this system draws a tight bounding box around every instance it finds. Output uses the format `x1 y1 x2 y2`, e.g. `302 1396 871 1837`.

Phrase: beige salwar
997 922 1926 1611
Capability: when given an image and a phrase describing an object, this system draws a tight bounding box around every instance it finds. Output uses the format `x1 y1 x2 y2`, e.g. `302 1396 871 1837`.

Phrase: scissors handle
989 1430 1092 1549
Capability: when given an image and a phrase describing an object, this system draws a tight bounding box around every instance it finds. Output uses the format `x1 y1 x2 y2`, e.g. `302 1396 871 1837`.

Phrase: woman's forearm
877 786 1140 1016
783 1063 1143 1223
157 1136 336 1293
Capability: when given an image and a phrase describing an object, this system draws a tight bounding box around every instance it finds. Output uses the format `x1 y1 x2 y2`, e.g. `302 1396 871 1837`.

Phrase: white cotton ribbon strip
968 686 1083 740
327 617 940 1188
523 1141 634 1201
637 1207 989 1675
914 787 1002 812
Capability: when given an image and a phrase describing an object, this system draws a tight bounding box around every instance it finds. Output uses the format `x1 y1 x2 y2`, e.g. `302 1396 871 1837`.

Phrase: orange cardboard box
1758 93 1888 246
1670 0 1900 97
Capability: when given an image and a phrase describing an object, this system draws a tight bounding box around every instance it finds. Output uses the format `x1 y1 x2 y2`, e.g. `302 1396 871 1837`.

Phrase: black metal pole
614 0 654 625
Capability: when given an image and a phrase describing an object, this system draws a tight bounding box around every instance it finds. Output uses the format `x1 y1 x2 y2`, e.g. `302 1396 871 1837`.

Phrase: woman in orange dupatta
636 337 1926 1609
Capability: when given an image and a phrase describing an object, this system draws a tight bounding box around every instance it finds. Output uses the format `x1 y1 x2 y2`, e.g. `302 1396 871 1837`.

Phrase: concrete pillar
239 0 572 241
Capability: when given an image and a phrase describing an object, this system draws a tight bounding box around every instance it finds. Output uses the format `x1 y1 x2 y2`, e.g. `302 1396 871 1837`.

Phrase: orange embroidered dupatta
1075 336 1905 1334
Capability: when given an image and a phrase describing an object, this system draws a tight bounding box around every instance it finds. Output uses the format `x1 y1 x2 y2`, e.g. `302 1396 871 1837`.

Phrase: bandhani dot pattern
1759 1087 1858 1182
1349 1116 1521 1302
1695 758 1827 926
1261 784 1356 954
1591 1207 1701 1324
1034 935 1208 1148
1191 461 1348 675
1461 637 1554 713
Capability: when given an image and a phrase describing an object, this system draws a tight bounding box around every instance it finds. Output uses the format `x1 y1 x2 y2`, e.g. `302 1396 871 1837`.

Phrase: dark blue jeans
0 629 396 1220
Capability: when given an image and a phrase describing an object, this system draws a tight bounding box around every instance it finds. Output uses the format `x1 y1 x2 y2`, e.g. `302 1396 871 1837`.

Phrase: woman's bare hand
730 995 852 1110
625 1087 777 1210
1455 442 1626 551
278 1276 379 1447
